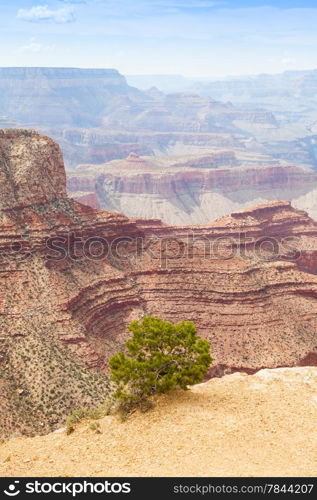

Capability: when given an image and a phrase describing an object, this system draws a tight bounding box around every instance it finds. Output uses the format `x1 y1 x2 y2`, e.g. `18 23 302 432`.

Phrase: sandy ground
0 367 316 477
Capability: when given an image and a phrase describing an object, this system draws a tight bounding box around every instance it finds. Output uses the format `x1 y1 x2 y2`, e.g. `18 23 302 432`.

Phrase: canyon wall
2 66 317 175
0 67 140 127
1 131 317 437
68 159 317 224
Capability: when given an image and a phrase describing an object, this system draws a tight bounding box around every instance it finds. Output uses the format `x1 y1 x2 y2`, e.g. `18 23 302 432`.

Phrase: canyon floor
1 367 316 478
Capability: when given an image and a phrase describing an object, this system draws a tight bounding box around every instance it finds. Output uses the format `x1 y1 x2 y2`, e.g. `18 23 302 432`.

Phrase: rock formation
0 67 137 127
1 130 317 437
0 68 249 133
190 68 317 105
68 159 317 224
2 66 317 180
0 67 285 169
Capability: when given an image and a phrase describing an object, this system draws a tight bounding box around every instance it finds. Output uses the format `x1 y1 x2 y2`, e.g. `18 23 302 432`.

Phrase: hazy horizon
1 65 317 80
1 1 317 77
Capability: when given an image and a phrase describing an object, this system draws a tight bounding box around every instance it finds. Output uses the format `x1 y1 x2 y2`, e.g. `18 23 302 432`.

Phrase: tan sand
0 367 316 477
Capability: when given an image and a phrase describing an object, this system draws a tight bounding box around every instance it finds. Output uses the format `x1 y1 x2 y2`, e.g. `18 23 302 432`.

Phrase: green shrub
66 408 89 435
65 401 113 435
110 316 213 416
89 422 101 434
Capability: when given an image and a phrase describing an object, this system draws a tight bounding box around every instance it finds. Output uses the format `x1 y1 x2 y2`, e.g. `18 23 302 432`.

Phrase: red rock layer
1 131 317 377
67 163 317 203
71 192 101 209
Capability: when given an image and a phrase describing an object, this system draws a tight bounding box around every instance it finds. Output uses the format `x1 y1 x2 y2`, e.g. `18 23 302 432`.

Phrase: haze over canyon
1 67 317 224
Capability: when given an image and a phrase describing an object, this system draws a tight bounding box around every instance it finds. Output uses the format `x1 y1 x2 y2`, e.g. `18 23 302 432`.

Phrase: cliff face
0 68 140 127
0 130 67 209
68 160 317 224
191 69 317 103
0 130 144 437
57 129 243 168
1 131 317 437
2 66 317 177
0 68 277 135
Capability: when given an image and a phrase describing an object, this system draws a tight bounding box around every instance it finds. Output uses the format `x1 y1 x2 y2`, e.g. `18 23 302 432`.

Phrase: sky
1 1 317 77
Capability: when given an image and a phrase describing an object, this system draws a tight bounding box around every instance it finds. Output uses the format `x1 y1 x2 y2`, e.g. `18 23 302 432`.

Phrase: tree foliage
109 316 213 413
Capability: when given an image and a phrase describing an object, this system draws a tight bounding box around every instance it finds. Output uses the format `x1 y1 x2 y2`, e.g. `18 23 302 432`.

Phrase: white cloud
18 38 56 53
17 5 76 24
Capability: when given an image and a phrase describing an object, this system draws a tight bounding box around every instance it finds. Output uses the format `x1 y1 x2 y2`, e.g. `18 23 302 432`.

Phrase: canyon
128 68 317 108
68 153 317 225
0 130 317 437
127 69 317 171
1 67 312 171
0 67 134 127
2 67 317 227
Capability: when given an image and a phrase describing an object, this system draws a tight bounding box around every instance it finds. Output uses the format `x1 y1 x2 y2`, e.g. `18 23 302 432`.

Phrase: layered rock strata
68 158 317 224
1 130 317 436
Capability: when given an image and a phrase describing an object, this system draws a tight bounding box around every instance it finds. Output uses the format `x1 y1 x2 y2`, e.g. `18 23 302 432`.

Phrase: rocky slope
1 367 316 477
191 69 317 107
0 67 263 133
54 128 246 169
68 155 317 224
129 70 317 172
0 67 287 171
2 66 317 176
0 68 140 127
1 130 317 437
128 69 317 99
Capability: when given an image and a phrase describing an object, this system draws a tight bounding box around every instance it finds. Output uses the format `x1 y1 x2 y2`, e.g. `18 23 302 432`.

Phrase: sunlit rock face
68 154 317 225
0 131 316 437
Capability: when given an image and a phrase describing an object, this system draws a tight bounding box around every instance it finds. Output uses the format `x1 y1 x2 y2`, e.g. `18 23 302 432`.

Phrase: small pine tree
110 316 213 414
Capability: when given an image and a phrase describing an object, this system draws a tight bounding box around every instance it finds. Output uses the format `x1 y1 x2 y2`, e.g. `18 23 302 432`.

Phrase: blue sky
1 1 317 77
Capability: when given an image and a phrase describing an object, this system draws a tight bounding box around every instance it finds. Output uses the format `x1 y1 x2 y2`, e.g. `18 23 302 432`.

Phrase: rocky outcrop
111 151 158 170
57 129 243 168
0 67 141 127
0 130 145 436
0 129 67 209
191 68 317 104
0 67 279 140
68 160 317 224
71 192 100 209
1 130 317 437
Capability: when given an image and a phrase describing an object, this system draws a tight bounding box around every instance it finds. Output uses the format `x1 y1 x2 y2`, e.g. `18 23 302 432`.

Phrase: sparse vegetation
109 316 213 417
65 401 112 435
0 334 110 439
89 422 101 434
